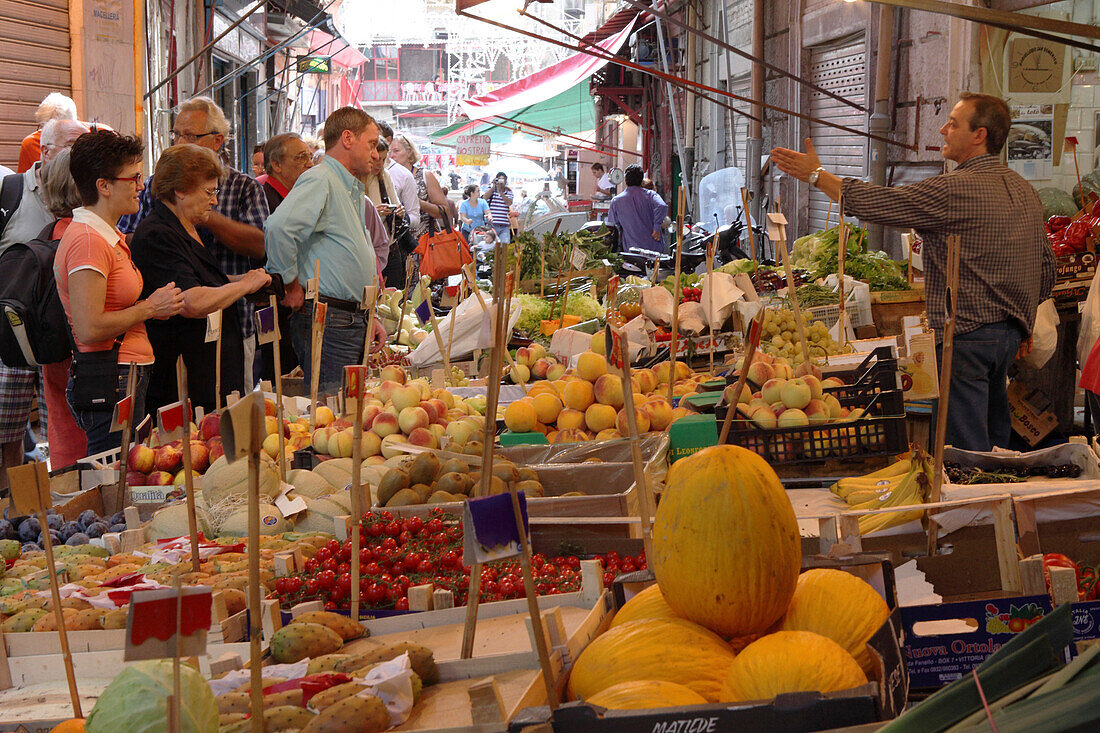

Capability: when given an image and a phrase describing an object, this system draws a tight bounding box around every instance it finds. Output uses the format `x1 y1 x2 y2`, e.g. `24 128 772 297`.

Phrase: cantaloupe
586 680 707 710
610 584 680 628
652 445 800 637
720 631 867 703
149 502 214 540
313 458 353 490
217 504 289 537
291 498 349 534
202 454 281 506
567 618 736 703
776 568 890 676
286 469 337 498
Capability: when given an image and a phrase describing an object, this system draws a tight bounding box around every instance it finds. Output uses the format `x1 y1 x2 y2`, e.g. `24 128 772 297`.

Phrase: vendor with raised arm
771 92 1054 452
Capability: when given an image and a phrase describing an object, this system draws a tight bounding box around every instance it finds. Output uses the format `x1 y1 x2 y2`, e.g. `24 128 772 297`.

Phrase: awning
431 80 596 144
458 16 636 121
308 29 368 69
579 5 640 47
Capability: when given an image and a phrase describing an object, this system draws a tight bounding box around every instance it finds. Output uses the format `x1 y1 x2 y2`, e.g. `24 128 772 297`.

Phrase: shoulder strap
0 174 24 237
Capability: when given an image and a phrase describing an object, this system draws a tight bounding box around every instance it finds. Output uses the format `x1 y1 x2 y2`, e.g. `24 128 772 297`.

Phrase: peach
359 404 382 431
504 400 538 433
595 428 622 441
746 360 774 387
264 398 277 417
641 397 674 431
822 376 846 389
432 388 454 408
379 364 407 384
802 374 823 401
750 405 778 429
530 358 551 380
590 331 606 355
562 380 595 411
199 413 221 442
330 429 354 458
554 428 589 443
398 406 430 434
724 383 752 406
407 427 438 448
428 423 446 442
674 361 693 381
516 346 534 367
376 379 401 404
780 378 812 410
670 406 693 424
616 407 651 435
314 405 335 427
508 363 531 384
311 426 333 454
361 430 382 457
154 445 182 473
426 398 449 423
371 412 400 438
794 360 822 379
411 378 432 399
585 403 618 432
593 373 625 408
419 400 440 424
391 385 422 411
653 361 673 385
576 351 608 382
556 408 586 431
546 363 566 381
188 441 210 473
532 392 563 424
262 432 282 459
823 394 843 420
803 399 830 426
528 342 547 362
445 420 474 445
634 368 657 394
380 433 408 458
777 408 809 428
772 361 794 380
128 444 155 473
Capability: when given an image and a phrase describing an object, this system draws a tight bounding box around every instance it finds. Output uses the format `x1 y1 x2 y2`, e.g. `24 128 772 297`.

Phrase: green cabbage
86 659 218 733
563 293 603 322
514 294 551 334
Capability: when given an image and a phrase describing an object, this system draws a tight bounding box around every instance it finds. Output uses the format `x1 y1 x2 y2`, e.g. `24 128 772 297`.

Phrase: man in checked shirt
120 97 269 391
772 93 1055 452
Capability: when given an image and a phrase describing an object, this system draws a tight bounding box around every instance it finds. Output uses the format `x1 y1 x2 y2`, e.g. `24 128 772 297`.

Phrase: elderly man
261 133 313 211
16 93 77 174
265 107 387 393
0 117 88 489
120 96 269 389
772 92 1055 451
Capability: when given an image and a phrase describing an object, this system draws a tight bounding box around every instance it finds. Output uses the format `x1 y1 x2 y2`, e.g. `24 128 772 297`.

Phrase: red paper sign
111 395 132 432
313 301 328 327
345 365 368 400
158 400 192 437
129 590 212 645
1066 136 1079 148
605 324 626 371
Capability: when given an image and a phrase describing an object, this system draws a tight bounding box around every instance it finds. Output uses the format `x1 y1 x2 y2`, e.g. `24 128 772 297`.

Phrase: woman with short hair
130 144 271 413
56 131 185 454
458 184 490 240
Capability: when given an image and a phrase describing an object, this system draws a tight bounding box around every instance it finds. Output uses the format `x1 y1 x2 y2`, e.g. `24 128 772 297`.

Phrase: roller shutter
0 0 71 169
730 73 750 176
807 34 867 232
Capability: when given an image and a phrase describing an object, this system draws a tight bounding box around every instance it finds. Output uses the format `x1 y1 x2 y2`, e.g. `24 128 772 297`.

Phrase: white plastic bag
1019 298 1058 369
1078 266 1100 366
407 292 519 366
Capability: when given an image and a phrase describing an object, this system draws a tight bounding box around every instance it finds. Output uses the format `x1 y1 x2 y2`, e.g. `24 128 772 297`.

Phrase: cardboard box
1007 380 1059 446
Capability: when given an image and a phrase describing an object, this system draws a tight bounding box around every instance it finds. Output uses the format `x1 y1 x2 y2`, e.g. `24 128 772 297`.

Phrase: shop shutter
730 74 750 176
807 34 867 232
0 0 71 169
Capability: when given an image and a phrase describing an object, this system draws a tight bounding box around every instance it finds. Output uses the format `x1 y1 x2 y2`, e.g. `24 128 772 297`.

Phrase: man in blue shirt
607 164 668 255
265 107 387 393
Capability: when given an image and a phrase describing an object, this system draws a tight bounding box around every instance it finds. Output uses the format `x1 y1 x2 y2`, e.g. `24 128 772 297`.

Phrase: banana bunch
830 447 932 535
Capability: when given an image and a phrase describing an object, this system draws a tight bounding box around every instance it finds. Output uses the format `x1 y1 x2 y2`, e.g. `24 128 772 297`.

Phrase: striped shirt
841 154 1055 337
484 185 513 227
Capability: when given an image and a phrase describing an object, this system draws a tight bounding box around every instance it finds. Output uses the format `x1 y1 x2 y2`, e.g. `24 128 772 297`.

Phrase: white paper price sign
570 247 586 270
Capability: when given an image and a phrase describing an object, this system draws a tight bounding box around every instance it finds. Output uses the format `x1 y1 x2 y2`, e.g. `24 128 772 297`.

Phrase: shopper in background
131 145 268 412
483 172 513 245
261 133 313 211
376 121 420 286
458 184 490 241
772 92 1055 452
119 96 269 393
37 150 87 468
607 164 668 256
591 161 614 200
265 107 387 393
365 138 409 285
57 131 184 453
17 93 77 174
252 143 266 180
389 134 450 241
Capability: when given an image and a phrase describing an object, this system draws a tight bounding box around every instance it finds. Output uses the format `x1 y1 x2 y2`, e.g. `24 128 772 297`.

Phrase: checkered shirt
841 154 1055 337
120 167 269 338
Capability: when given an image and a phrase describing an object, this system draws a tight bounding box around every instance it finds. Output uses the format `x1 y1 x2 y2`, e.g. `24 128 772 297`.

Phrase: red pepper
1047 215 1072 233
1064 220 1089 249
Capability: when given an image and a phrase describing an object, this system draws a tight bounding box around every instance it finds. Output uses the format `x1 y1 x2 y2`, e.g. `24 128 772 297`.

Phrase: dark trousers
289 301 366 396
936 321 1022 452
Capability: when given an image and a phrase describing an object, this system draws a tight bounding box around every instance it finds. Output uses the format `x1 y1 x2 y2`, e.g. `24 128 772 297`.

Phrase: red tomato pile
269 509 647 612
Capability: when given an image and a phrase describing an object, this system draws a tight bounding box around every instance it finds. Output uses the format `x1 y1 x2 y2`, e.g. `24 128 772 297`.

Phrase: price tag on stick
8 461 50 515
219 392 265 463
124 586 213 661
204 311 222 343
570 246 586 271
254 306 277 345
110 395 133 433
157 400 193 442
462 493 530 566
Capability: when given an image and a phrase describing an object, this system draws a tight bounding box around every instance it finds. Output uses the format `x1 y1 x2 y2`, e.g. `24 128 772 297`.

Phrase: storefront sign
296 56 332 74
457 135 491 166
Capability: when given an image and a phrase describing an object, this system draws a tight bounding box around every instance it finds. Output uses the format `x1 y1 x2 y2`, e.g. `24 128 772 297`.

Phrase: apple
391 385 422 411
124 470 148 486
823 394 843 420
147 470 174 486
379 364 407 384
780 378 812 410
188 441 210 473
209 442 224 463
128 443 156 473
398 406 430 434
746 360 775 387
761 378 787 405
407 427 437 448
154 445 182 473
750 405 778 429
445 420 473 445
371 412 400 438
777 408 809 428
198 413 221 442
803 399 830 426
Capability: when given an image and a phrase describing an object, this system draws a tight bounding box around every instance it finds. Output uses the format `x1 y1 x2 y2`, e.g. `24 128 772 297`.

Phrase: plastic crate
726 346 901 396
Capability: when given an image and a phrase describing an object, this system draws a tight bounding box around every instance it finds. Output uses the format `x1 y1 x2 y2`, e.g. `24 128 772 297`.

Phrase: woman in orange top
56 130 185 454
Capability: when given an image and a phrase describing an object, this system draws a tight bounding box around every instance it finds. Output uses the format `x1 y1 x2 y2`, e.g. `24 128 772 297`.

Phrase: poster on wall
1007 104 1054 179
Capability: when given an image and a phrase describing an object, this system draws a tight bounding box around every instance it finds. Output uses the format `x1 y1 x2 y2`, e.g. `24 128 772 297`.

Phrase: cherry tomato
499 580 515 597
305 578 321 596
337 545 352 563
604 551 620 564
417 559 434 573
324 601 337 611
275 578 290 594
394 597 410 611
336 562 350 576
426 518 444 534
398 530 413 545
603 572 616 587
365 583 385 604
316 570 336 589
385 521 402 537
405 516 424 534
365 562 381 576
322 557 338 573
621 560 636 573
337 573 352 593
314 547 331 562
368 522 385 537
381 537 398 551
359 548 374 564
303 558 318 573
542 563 557 577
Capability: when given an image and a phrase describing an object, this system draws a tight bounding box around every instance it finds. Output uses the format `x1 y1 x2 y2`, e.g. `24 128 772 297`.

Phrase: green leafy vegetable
563 293 603 322
514 294 551 335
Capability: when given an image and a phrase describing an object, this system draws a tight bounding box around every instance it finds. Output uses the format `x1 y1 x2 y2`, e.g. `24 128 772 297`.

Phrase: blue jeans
289 301 366 395
66 363 150 456
492 223 511 244
936 321 1022 452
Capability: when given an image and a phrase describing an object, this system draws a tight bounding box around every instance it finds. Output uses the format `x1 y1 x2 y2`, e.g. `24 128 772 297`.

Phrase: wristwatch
808 167 826 186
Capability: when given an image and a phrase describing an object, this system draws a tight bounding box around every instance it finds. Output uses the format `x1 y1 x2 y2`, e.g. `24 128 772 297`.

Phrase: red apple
147 470 175 486
188 440 210 473
208 442 225 463
199 412 221 441
127 443 155 473
154 444 183 473
124 470 149 486
264 398 277 417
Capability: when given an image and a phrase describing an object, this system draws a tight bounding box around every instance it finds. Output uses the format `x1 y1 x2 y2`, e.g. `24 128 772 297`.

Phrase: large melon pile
569 445 886 710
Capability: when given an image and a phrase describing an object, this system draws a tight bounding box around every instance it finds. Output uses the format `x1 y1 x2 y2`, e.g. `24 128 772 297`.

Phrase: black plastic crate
727 345 900 398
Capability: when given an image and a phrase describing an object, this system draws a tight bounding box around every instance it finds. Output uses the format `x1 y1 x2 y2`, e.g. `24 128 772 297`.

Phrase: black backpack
0 217 72 367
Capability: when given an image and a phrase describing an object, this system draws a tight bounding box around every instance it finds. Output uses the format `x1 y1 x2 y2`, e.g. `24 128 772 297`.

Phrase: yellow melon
567 618 736 703
610 584 680 628
652 445 800 637
586 680 707 710
777 568 890 676
720 631 867 702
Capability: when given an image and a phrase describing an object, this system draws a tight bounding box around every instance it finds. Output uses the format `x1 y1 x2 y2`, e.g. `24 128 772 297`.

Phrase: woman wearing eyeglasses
130 144 271 414
55 130 185 453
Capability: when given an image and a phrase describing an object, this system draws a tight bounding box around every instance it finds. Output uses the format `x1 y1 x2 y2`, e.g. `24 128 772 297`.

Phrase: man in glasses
119 96 269 390
260 133 313 211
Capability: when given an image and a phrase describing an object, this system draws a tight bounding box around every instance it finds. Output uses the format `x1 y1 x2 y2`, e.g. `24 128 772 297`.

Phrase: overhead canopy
458 16 636 121
308 29 368 69
430 80 596 145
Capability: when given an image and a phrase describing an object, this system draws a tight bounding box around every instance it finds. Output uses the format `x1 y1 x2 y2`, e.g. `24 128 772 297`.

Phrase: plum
0 518 14 541
65 533 90 546
85 522 108 538
109 523 127 533
46 513 64 530
18 517 40 543
77 510 99 526
58 522 81 543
